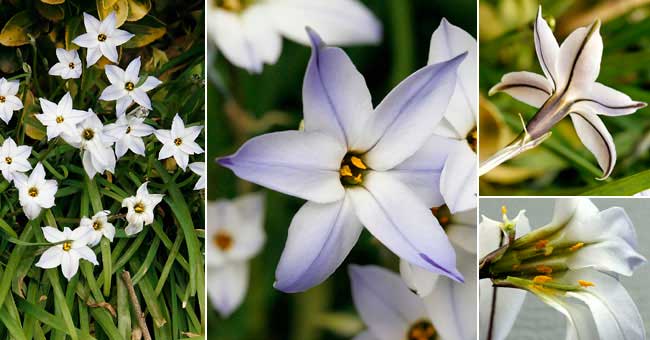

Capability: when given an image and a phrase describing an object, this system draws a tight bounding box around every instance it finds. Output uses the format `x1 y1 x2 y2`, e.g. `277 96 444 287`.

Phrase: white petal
349 265 426 339
385 134 455 208
82 13 101 33
72 33 98 48
207 262 249 318
139 76 162 92
302 29 374 149
86 47 103 67
104 65 125 84
440 141 477 213
424 247 477 340
60 252 80 280
35 246 63 269
129 89 152 109
399 260 438 297
569 111 615 179
429 18 478 138
362 54 464 170
218 131 346 203
556 21 603 93
573 82 646 116
125 57 141 80
100 84 127 101
488 71 553 108
99 43 119 63
563 269 646 340
274 194 362 293
241 4 283 65
211 8 264 73
534 6 560 89
348 171 462 281
267 0 381 46
74 246 99 265
42 226 65 243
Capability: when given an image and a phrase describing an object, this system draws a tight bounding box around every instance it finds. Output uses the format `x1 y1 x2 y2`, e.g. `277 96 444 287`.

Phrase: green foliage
0 1 205 339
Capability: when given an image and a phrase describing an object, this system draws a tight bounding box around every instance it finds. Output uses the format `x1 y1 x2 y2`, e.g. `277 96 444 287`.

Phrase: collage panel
479 0 650 196
479 197 650 339
208 0 477 339
0 1 205 339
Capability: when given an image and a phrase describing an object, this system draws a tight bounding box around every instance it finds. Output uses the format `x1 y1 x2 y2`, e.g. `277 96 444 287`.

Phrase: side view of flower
479 198 646 340
481 6 646 179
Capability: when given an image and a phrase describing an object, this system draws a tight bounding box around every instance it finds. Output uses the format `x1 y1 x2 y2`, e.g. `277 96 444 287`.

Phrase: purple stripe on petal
420 253 464 283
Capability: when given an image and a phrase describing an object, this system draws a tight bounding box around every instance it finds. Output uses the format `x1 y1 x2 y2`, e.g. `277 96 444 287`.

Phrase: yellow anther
62 241 72 251
339 165 353 177
536 265 553 274
533 275 553 284
570 242 584 252
544 246 554 256
535 239 549 250
578 280 594 287
350 156 367 170
134 202 145 214
353 173 363 184
501 205 507 215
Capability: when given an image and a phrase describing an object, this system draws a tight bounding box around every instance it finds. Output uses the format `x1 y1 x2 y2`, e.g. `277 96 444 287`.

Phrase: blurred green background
207 1 476 339
479 0 650 195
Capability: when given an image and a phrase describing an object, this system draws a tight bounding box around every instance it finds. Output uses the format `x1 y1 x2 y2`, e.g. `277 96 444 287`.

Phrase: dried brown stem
121 271 152 340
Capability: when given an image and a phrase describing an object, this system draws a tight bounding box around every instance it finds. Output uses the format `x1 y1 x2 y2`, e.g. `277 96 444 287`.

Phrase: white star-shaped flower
35 92 90 144
80 211 115 247
72 12 134 66
0 77 23 124
13 163 58 220
104 114 155 158
188 162 205 190
48 48 82 79
121 182 164 236
69 111 116 178
154 114 203 171
0 137 32 183
99 57 162 117
35 226 98 280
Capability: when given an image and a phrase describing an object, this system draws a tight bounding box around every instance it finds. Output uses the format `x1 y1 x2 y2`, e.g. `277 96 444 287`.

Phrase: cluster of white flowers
1 11 204 280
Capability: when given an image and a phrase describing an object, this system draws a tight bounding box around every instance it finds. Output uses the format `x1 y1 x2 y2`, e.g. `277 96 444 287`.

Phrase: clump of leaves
0 0 206 339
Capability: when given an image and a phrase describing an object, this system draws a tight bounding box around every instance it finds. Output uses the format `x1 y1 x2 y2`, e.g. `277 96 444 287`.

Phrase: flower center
216 0 243 11
126 126 132 134
56 115 64 124
339 154 367 185
406 320 437 340
83 128 95 140
97 33 107 42
28 187 39 197
134 202 146 214
466 127 477 153
430 205 451 229
62 241 73 251
0 96 5 103
93 221 102 230
68 62 75 69
214 230 233 251
125 82 135 91
5 156 12 165
174 138 183 146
